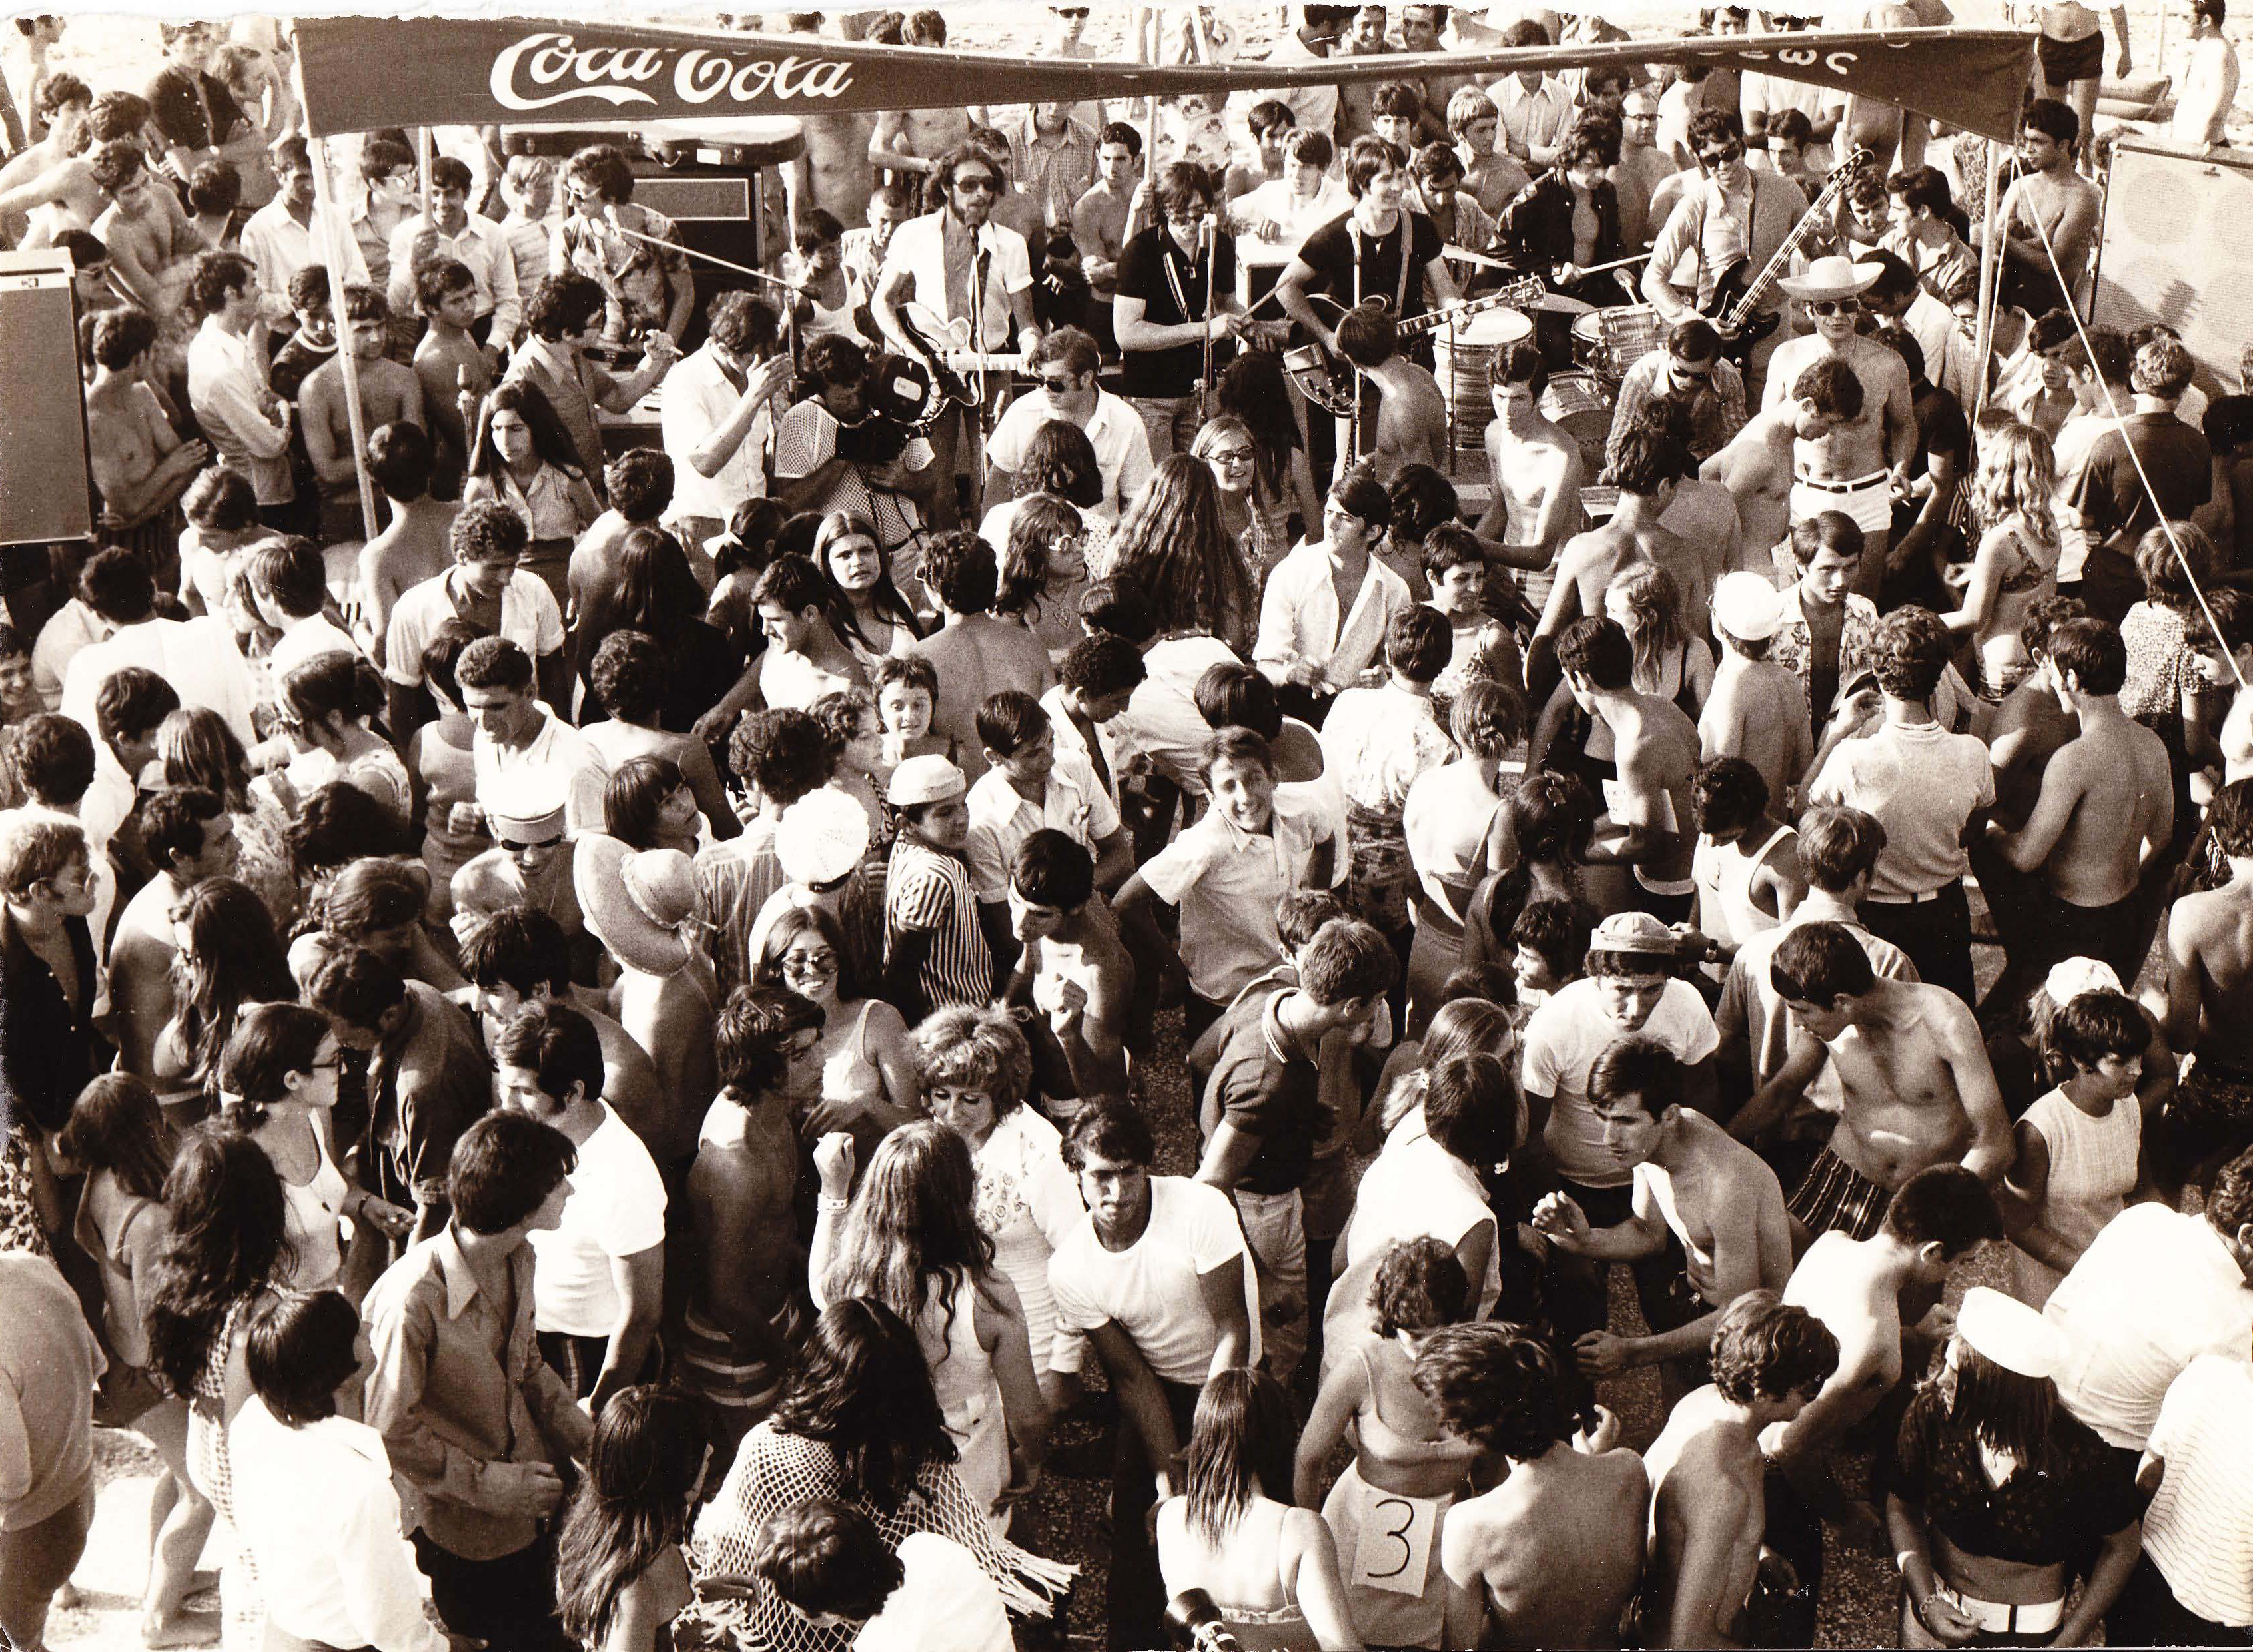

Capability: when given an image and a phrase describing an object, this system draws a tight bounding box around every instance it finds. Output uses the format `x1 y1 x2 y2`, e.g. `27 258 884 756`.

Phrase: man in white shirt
230 1290 447 1652
872 143 1043 528
458 635 608 835
1255 4 1350 140
964 689 1129 941
494 1001 666 1414
1047 1102 1257 1652
384 502 570 735
985 326 1152 521
2043 1152 2253 1455
1487 19 1572 167
659 290 796 556
238 134 368 327
2120 1332 2253 1643
59 546 258 749
1254 470 1416 721
184 248 295 525
386 154 520 350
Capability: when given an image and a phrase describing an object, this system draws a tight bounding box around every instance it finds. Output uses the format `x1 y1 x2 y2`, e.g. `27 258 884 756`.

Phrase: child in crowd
1423 520 1522 721
810 687 889 851
270 264 336 402
875 654 953 769
412 256 493 488
0 624 39 725
882 754 993 1024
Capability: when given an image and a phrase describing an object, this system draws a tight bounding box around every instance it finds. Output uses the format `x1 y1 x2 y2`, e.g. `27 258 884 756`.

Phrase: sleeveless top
921 1274 1008 1527
1157 1499 1321 1652
75 1171 165 1368
2011 1087 2143 1307
1695 823 1795 950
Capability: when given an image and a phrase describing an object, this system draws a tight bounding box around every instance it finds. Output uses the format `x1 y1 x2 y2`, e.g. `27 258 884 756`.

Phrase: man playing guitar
1275 135 1466 467
1641 109 1810 395
871 141 1045 528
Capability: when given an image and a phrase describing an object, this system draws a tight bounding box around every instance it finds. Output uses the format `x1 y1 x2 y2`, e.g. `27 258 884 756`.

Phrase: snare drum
1432 308 1534 454
1570 304 1668 392
1539 370 1614 479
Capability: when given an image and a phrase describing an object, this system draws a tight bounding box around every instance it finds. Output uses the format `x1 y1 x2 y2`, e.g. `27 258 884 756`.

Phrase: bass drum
1539 370 1615 481
1570 304 1669 394
1431 307 1535 457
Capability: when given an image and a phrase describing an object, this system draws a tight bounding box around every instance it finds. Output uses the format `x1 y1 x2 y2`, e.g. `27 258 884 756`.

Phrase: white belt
1937 1583 2066 1635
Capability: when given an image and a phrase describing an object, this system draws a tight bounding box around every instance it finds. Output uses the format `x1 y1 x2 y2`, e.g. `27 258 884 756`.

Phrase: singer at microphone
1113 161 1270 459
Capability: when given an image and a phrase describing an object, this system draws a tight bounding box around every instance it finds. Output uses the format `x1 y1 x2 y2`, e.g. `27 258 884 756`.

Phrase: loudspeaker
2091 138 2253 398
0 251 93 549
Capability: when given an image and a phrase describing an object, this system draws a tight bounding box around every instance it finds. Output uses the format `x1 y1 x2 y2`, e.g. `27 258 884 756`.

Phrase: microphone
1198 212 1218 254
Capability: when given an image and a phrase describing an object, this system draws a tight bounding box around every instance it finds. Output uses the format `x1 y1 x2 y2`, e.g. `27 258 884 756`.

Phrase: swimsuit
1787 1143 1895 1240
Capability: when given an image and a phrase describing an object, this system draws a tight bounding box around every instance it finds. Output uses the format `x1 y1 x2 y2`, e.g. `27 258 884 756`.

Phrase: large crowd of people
5 4 2253 1651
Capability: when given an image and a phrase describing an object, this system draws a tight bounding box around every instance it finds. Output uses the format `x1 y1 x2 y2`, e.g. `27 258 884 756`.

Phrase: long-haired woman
216 1001 410 1297
979 417 1107 554
1886 1287 2144 1649
1459 770 1596 977
1941 419 2060 699
1156 1367 1360 1651
752 903 918 1156
708 496 791 663
144 1126 295 1649
55 1075 215 1648
1108 452 1258 653
1193 414 1292 588
1404 681 1526 1035
691 1299 1073 1652
268 650 410 827
585 526 748 733
999 494 1093 663
1215 352 1323 547
155 705 297 925
581 632 740 840
815 510 925 667
464 378 601 608
152 875 294 1119
556 1385 712 1652
810 1120 1050 1528
1294 1239 1484 1649
1603 562 1713 718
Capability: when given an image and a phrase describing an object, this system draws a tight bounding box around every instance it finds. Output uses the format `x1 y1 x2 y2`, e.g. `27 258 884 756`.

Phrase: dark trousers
1859 879 1977 1005
411 1528 569 1652
1109 1378 1203 1652
2105 1550 2253 1647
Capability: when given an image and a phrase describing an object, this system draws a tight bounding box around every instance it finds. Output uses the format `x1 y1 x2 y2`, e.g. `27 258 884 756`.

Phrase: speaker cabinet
0 252 93 549
2091 139 2253 398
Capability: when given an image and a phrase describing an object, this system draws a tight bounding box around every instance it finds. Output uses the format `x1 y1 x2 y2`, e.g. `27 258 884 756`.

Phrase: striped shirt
886 837 993 1017
2142 1354 2253 1627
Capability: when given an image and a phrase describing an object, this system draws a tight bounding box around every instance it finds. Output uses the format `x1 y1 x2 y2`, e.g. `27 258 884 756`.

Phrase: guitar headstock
1826 146 1881 187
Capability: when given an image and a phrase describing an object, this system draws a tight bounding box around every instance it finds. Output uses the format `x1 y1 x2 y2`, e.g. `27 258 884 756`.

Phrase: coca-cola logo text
489 33 857 113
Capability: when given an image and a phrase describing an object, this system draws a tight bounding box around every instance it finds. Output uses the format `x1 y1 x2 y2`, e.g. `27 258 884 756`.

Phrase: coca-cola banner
294 16 2037 143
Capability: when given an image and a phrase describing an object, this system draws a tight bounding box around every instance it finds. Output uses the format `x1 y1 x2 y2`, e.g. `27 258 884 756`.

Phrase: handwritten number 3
1367 1497 1415 1579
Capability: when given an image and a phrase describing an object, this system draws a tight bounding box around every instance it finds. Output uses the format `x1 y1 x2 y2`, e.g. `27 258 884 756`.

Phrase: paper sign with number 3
1350 1491 1440 1597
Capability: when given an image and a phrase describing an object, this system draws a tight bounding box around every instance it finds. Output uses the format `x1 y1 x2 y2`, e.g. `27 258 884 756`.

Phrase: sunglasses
1697 141 1747 165
952 175 1002 195
1208 447 1256 465
504 833 567 854
1805 299 1855 316
1038 372 1079 393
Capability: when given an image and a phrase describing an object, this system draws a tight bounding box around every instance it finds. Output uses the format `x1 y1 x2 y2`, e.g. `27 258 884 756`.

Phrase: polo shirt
987 388 1154 519
2070 410 2212 558
1115 224 1238 400
879 210 1033 352
1808 719 1994 899
2141 1354 2253 1626
1140 788 1334 1003
471 705 609 836
528 1102 668 1340
963 752 1119 904
383 568 564 688
2043 1202 2253 1451
660 340 773 524
1047 1175 1262 1382
1202 990 1322 1196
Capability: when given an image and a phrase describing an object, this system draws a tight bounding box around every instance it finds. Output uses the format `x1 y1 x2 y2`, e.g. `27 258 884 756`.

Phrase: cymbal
1524 293 1599 315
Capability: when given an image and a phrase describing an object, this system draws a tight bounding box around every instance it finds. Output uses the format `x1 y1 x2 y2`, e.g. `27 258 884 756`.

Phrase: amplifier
2091 137 2253 397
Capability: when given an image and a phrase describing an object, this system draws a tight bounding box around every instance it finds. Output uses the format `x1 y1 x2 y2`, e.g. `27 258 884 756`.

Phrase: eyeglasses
1805 299 1854 316
1208 447 1256 466
952 175 1002 195
1697 141 1747 165
1038 372 1079 393
1163 206 1209 225
784 950 839 973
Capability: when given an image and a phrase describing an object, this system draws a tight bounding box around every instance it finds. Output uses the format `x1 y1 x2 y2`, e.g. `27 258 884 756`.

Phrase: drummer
1642 109 1812 396
1611 318 1748 468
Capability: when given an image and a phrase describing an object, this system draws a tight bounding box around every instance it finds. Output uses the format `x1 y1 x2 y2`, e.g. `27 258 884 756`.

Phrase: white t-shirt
384 570 564 689
1047 1175 1262 1384
855 1533 1012 1652
1140 790 1336 1004
1523 977 1719 1188
2141 1354 2253 1627
529 1103 668 1339
986 389 1154 520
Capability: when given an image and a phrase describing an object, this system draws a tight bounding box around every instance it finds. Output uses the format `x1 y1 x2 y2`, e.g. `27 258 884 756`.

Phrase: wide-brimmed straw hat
1777 255 1883 304
574 835 701 976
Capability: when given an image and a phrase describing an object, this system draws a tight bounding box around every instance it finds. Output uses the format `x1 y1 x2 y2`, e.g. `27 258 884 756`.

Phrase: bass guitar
1288 279 1548 417
1702 146 1877 372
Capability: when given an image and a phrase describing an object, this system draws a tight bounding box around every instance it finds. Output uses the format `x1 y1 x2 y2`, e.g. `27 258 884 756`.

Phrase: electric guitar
1288 279 1547 416
1703 147 1878 372
897 302 1030 412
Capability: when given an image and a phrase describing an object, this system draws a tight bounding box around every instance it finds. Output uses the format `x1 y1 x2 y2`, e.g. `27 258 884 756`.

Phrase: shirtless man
300 286 426 544
1767 1166 2001 1571
1701 573 1815 816
85 308 208 540
1473 341 1583 600
1643 1292 1840 1651
1420 1322 1651 1649
1701 368 1856 578
1983 618 2172 1013
777 13 875 232
1761 263 1916 598
1333 306 1448 485
1001 830 1133 1113
1557 616 1703 921
1532 1038 1795 1403
1526 420 1698 709
1991 100 2103 334
2032 1 2132 156
685 989 821 1441
909 531 1055 782
1738 921 2013 1247
89 140 208 318
356 423 458 667
0 71 89 244
865 12 983 187
2157 779 2253 1195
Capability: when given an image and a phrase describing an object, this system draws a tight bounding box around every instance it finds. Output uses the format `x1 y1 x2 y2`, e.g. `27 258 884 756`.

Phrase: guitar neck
935 351 1024 372
1395 284 1544 341
1724 153 1873 329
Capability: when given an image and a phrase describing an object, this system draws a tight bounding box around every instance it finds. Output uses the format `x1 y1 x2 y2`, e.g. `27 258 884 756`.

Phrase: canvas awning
294 17 2038 144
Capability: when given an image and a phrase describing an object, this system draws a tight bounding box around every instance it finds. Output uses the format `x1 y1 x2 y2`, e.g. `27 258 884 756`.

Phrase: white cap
887 755 967 808
1955 1286 2064 1380
2044 957 2123 1007
1713 571 1784 642
777 787 872 886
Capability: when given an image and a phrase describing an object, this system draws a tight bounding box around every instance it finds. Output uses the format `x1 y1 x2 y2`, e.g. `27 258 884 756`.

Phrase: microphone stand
1198 212 1218 424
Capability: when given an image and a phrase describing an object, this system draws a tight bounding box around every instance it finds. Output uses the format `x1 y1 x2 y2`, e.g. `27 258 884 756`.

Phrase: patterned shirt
556 203 688 341
886 836 994 1017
